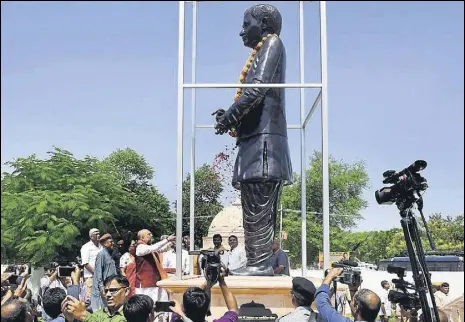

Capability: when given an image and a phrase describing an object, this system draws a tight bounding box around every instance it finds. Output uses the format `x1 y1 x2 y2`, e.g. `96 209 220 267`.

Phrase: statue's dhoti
230 180 283 276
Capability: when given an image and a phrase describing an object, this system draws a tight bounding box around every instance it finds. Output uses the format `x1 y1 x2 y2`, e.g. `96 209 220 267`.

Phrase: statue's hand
212 108 237 135
212 109 226 123
214 123 229 135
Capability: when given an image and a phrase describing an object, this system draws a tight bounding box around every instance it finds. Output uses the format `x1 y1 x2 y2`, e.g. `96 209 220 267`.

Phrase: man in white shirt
80 228 102 302
435 282 450 308
212 234 229 268
379 280 392 321
163 243 190 276
226 235 246 272
135 229 175 302
38 264 67 320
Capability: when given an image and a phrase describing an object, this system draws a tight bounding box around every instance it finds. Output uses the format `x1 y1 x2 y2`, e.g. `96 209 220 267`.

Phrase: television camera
189 249 224 286
375 160 428 207
331 260 362 287
387 265 421 311
375 160 440 322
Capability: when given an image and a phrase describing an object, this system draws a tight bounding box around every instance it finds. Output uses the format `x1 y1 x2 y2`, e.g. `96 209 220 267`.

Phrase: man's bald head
137 229 152 243
353 289 381 322
1 298 33 322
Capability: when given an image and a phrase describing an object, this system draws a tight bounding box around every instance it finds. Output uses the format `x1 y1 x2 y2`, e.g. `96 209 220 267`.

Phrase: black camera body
387 264 421 311
332 261 362 287
189 249 224 285
375 160 428 206
388 290 421 311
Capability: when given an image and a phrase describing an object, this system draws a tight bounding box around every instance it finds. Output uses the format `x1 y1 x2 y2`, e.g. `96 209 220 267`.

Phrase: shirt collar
103 305 124 317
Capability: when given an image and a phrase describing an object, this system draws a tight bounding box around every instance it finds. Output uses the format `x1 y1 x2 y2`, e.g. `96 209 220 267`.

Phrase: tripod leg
410 216 441 322
401 215 434 322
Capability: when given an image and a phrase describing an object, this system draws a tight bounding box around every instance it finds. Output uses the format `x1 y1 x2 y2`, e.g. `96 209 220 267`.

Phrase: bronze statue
213 4 292 276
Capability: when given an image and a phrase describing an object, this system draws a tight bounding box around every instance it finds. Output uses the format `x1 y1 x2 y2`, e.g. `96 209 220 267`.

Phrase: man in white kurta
226 235 247 271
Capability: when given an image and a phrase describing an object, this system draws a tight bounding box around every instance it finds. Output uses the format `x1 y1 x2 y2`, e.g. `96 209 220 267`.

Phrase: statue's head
240 4 282 48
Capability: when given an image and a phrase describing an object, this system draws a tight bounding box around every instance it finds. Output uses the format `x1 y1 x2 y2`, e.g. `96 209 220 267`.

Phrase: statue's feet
229 265 274 276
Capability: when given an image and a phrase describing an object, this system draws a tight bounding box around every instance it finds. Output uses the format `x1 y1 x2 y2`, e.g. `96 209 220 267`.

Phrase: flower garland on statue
228 33 276 137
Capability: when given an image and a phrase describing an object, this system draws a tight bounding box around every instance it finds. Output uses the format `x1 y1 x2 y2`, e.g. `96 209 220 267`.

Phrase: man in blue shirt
315 268 381 322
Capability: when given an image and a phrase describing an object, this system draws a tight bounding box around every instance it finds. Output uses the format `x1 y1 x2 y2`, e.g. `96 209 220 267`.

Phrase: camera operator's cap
99 233 113 243
292 277 316 303
441 282 449 287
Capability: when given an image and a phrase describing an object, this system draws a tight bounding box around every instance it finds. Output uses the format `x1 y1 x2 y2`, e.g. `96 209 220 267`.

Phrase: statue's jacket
229 35 293 189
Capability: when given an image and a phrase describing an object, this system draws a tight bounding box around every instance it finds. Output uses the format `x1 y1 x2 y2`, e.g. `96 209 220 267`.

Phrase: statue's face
240 11 263 48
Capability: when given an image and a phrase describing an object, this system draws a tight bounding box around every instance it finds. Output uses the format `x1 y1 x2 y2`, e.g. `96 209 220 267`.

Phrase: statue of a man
213 4 292 276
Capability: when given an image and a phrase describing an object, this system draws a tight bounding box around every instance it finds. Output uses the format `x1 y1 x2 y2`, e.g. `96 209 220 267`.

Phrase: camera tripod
398 197 440 322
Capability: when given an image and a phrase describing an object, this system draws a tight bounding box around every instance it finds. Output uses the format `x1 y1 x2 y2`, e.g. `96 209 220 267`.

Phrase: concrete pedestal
157 275 323 321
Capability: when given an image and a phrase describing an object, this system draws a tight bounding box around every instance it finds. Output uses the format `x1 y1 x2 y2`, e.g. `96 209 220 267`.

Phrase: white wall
291 269 465 301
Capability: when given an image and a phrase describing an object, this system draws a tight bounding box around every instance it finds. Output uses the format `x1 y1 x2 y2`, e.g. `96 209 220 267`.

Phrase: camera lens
375 187 395 205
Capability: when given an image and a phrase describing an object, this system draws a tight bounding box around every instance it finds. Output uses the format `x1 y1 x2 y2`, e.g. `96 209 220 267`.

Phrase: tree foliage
1 147 171 265
180 164 223 247
330 213 464 265
281 151 370 265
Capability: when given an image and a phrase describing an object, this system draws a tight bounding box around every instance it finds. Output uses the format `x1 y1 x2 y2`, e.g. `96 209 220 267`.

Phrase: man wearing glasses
62 275 130 322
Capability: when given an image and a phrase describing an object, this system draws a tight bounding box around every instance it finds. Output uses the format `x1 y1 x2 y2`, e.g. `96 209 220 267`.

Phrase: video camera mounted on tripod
387 265 421 311
375 160 441 322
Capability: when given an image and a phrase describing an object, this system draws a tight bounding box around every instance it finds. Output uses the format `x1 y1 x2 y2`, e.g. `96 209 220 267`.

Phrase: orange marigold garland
228 33 276 137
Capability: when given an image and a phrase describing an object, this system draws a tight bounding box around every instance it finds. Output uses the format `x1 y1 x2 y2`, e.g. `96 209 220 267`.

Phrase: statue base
157 275 322 321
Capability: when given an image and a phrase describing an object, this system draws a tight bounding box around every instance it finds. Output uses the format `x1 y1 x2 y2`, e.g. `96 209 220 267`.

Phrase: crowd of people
1 228 453 322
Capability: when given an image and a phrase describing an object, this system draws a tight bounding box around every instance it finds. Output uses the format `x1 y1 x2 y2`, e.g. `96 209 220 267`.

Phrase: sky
1 1 464 233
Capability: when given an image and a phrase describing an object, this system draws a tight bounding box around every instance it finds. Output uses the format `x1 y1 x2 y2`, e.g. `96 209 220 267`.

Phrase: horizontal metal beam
303 90 322 128
183 83 322 89
195 124 302 129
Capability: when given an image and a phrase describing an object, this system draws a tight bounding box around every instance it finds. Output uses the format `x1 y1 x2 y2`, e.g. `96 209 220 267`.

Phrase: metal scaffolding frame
176 1 330 278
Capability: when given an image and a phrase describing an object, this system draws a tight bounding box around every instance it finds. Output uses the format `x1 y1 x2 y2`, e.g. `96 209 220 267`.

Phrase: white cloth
226 247 247 271
163 249 189 275
135 287 171 321
40 276 67 294
379 288 392 316
135 239 172 257
80 241 102 278
119 252 131 268
434 291 450 308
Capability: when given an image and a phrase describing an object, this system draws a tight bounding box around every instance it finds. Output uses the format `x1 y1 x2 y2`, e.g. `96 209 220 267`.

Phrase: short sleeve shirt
271 249 290 276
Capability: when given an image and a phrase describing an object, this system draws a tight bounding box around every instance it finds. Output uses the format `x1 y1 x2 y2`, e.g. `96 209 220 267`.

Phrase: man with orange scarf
135 229 175 303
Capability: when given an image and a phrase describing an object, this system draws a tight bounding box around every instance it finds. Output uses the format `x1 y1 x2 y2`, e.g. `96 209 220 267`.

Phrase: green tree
328 213 464 265
180 164 223 247
281 151 370 266
1 148 127 265
101 148 173 239
1 147 172 265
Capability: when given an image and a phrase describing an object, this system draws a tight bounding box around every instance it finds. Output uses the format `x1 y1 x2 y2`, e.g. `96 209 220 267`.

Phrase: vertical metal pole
320 1 330 270
279 204 283 249
189 1 197 276
299 1 307 277
176 1 185 279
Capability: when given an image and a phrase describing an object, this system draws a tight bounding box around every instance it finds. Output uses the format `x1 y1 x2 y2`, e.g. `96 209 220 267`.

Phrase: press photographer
315 268 381 322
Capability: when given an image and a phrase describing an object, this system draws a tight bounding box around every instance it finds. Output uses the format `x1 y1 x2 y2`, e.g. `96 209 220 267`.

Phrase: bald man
135 229 175 303
1 298 33 322
315 268 381 322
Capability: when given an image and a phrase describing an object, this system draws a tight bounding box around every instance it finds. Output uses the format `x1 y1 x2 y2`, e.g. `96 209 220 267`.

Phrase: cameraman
315 268 381 322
